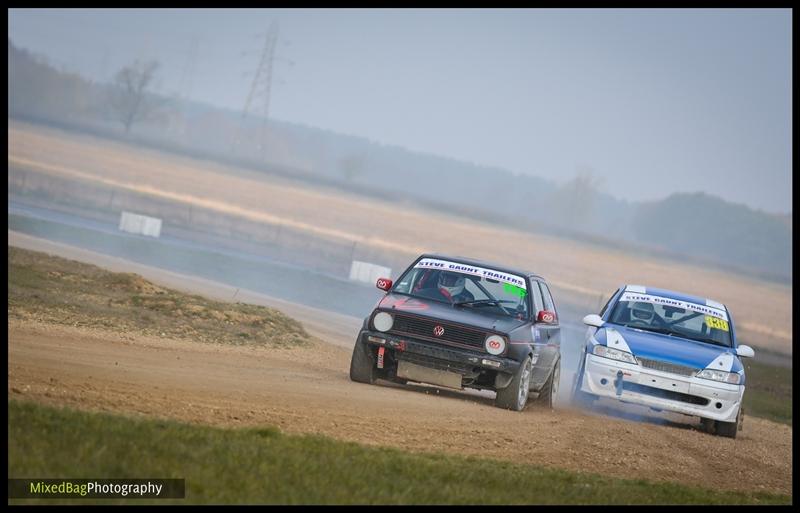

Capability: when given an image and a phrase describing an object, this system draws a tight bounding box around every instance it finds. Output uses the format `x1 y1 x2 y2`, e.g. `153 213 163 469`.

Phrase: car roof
621 284 727 311
419 253 545 281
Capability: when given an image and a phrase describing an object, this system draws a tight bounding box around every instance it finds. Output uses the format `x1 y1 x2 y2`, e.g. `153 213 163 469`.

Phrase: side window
539 282 556 314
599 288 621 317
395 268 421 294
530 281 544 313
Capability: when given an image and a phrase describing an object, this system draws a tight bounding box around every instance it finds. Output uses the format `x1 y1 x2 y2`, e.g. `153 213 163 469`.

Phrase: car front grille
389 314 486 351
637 357 698 377
398 351 473 375
622 382 710 406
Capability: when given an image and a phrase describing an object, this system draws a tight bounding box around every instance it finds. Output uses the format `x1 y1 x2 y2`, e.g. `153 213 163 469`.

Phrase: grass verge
8 246 310 348
742 359 792 426
7 400 789 505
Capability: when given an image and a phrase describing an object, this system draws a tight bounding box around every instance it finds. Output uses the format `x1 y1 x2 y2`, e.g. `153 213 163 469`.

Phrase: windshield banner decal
620 292 728 321
415 258 526 290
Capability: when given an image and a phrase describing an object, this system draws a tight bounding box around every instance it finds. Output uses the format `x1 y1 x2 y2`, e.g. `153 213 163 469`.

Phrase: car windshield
608 292 732 348
392 258 529 319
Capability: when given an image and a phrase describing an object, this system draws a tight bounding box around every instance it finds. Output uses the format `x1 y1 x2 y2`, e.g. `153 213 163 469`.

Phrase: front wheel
700 407 743 439
714 407 744 439
495 356 532 411
349 337 376 384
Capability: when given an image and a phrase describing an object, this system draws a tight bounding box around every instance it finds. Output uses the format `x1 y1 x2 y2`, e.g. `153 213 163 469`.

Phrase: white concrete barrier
119 211 162 238
349 260 391 285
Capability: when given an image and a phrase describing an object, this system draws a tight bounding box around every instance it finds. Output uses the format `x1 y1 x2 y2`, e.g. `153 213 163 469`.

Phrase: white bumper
580 354 744 422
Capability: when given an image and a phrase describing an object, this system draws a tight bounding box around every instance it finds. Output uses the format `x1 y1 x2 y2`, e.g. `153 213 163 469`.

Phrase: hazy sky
8 8 792 214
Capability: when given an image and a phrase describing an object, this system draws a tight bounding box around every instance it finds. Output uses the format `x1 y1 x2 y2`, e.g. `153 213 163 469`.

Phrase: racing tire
349 337 377 384
714 408 743 439
534 357 560 409
495 356 532 411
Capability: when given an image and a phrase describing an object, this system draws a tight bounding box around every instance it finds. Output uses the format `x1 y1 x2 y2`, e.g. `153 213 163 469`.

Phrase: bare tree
551 166 605 229
109 59 163 134
339 153 368 182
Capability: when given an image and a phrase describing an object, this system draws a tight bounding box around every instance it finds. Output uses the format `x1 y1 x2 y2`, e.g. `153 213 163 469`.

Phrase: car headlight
696 369 741 385
593 344 637 364
484 335 506 355
372 312 393 332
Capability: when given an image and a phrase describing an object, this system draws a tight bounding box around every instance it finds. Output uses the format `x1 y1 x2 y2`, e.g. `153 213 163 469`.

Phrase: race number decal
705 315 729 332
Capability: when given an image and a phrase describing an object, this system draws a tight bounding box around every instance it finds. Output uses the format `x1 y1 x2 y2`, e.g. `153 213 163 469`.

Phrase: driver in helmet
628 301 655 324
437 271 474 303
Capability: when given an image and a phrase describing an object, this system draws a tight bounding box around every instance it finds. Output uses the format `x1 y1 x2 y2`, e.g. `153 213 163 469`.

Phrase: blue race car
572 285 755 438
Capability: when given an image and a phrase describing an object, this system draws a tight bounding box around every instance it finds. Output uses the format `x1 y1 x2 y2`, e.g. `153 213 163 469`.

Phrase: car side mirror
376 277 393 291
536 310 557 324
583 314 604 328
736 345 755 358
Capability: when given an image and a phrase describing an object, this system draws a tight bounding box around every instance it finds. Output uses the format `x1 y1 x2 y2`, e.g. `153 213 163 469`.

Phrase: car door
529 280 560 390
537 281 561 351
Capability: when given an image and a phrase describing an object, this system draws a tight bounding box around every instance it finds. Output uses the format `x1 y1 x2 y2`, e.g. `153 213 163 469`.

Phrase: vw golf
349 254 562 411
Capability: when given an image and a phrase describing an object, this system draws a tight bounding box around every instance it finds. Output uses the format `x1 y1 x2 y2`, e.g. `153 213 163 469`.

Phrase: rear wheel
495 356 532 411
349 337 376 384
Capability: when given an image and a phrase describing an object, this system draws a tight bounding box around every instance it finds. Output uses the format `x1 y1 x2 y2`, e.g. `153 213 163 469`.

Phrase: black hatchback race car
349 254 562 411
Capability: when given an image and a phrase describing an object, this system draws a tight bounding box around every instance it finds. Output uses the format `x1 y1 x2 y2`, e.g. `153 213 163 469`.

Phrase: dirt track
7 233 793 497
8 319 792 496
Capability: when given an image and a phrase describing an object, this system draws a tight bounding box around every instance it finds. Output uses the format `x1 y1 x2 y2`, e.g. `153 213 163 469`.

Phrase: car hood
595 324 742 373
377 293 528 334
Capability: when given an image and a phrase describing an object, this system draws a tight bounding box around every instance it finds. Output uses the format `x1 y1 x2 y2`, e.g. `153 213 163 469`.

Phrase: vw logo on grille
433 325 445 337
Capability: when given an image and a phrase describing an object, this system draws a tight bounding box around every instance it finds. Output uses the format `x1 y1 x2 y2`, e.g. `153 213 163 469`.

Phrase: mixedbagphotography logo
8 479 185 499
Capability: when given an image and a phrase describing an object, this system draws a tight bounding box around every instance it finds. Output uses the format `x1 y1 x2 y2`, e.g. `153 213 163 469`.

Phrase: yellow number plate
705 315 729 332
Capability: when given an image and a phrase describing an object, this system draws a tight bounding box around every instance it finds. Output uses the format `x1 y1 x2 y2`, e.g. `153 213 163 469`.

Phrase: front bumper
360 330 522 386
580 354 744 422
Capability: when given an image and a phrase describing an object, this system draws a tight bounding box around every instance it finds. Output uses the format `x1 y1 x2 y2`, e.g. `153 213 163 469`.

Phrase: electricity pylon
233 20 280 161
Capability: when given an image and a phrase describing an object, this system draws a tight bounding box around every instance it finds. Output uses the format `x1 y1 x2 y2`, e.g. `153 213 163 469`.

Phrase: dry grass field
7 120 792 354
